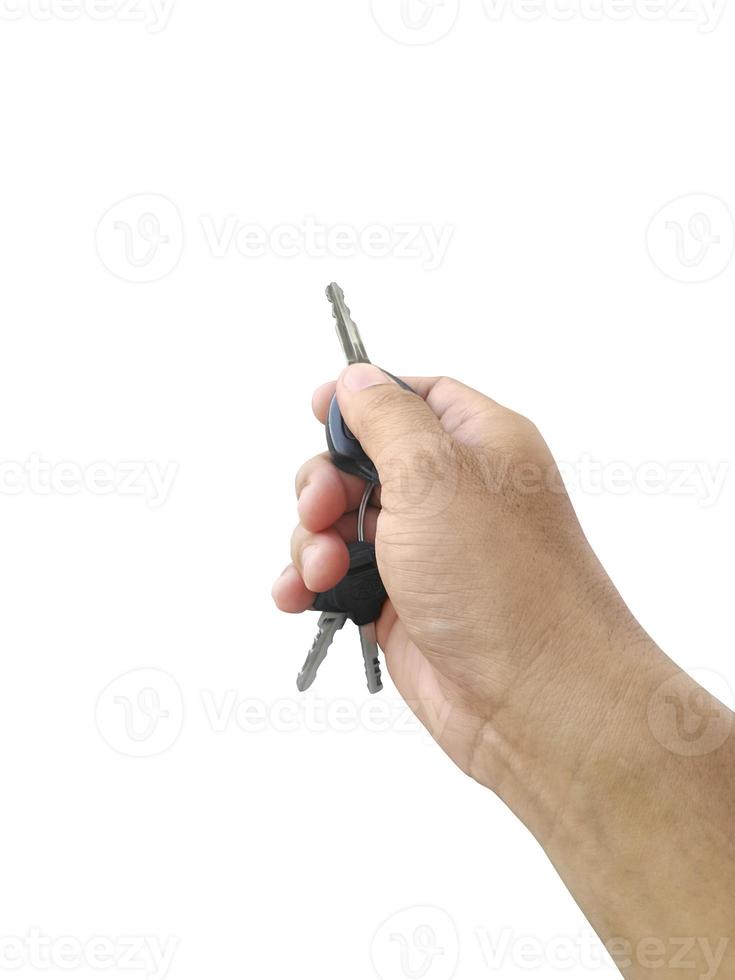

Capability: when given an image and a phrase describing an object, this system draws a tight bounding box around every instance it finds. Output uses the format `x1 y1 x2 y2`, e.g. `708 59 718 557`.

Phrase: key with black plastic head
324 282 414 484
324 284 415 690
296 542 387 693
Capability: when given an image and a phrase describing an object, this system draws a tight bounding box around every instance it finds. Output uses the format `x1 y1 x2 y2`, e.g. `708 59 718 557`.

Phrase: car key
326 282 407 692
296 541 387 692
296 283 407 695
296 611 347 692
325 282 414 485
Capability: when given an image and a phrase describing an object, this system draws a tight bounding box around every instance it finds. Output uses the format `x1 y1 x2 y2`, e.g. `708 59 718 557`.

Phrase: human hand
272 364 649 802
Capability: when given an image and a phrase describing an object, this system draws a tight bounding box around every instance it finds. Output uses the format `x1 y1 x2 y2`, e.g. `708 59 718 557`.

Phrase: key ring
358 482 376 543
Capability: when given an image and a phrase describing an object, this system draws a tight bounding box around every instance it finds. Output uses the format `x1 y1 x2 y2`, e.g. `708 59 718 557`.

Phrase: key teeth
365 658 382 695
325 283 353 323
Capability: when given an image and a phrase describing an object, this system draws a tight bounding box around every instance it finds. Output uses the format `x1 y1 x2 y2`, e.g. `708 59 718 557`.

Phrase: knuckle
294 464 310 497
289 525 306 561
433 374 458 392
510 410 541 440
490 410 545 460
294 453 329 497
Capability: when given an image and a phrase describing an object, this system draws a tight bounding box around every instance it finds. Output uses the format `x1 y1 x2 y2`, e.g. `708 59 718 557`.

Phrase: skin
273 363 735 980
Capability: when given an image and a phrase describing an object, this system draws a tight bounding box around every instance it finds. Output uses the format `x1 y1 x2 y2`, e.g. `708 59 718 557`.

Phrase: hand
272 364 647 799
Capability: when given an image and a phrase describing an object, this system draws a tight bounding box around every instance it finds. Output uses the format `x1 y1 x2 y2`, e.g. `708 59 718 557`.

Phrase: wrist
477 633 735 974
469 599 669 844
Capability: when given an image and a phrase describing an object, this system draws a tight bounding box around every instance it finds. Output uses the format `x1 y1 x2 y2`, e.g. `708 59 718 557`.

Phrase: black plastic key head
312 541 387 627
325 370 416 483
326 395 378 483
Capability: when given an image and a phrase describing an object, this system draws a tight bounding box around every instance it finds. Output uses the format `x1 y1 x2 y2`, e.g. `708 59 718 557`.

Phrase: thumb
336 363 445 484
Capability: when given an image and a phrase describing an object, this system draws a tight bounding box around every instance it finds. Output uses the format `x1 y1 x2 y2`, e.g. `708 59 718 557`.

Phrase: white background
1 1 733 978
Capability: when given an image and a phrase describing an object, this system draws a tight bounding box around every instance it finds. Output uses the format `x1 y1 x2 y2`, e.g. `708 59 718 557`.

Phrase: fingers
295 452 381 533
314 374 507 448
290 524 349 593
272 505 379 613
311 382 336 423
310 377 452 425
332 505 379 543
311 377 451 425
271 564 315 614
416 376 510 447
335 365 446 484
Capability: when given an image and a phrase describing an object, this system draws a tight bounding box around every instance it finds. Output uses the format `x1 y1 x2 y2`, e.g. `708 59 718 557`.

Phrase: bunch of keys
296 283 413 695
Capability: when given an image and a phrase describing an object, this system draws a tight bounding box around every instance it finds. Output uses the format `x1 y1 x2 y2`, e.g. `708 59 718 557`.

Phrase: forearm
472 615 735 979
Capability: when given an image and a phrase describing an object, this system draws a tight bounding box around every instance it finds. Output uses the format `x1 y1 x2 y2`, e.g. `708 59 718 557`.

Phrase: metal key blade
325 283 370 365
358 622 383 694
297 611 348 692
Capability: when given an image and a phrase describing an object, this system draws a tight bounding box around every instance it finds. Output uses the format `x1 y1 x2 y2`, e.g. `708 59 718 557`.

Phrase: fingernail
341 363 391 392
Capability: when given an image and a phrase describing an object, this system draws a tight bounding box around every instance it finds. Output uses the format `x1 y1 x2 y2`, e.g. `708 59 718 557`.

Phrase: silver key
296 611 347 692
359 621 382 694
325 282 383 694
326 282 370 365
356 481 382 693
